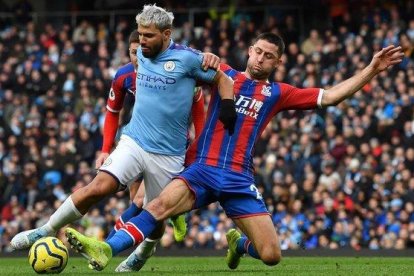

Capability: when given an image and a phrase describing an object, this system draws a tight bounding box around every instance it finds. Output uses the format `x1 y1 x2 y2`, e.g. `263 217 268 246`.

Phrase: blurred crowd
1 0 414 253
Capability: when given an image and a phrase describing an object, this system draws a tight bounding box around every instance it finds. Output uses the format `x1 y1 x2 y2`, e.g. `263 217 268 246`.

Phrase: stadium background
0 0 413 255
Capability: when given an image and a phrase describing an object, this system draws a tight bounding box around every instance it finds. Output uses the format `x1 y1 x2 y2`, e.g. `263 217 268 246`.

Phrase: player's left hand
369 45 404 73
202 53 220 71
95 152 110 170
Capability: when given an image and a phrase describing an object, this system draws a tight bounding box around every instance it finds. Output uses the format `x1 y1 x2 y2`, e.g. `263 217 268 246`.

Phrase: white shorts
99 135 185 204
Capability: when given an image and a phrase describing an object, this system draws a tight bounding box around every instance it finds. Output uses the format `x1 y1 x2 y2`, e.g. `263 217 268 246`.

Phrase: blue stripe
225 68 238 79
242 83 281 174
115 63 134 79
219 78 255 169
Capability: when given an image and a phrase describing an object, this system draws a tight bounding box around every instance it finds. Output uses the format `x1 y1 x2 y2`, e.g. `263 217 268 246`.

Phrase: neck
243 70 269 83
160 39 171 53
243 70 253 79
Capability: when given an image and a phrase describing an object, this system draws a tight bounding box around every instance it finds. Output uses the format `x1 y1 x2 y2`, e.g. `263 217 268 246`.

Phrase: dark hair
128 30 140 45
253 32 285 57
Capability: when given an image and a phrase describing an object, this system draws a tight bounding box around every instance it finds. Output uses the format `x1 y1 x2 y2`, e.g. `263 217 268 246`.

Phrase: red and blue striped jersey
106 62 136 113
187 63 323 176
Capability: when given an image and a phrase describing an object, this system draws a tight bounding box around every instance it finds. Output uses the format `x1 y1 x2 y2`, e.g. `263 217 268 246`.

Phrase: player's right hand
219 99 237 135
95 152 110 170
202 53 220 71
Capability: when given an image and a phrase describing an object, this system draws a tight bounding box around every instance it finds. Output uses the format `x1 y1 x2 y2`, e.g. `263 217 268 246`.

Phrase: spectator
0 1 413 252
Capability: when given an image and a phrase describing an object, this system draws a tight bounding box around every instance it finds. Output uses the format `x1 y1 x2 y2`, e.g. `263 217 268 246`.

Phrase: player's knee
146 197 169 220
84 174 118 198
132 195 144 208
260 245 281 266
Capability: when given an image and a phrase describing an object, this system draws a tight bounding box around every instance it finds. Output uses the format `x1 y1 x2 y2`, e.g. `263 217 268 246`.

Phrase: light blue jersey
123 41 217 155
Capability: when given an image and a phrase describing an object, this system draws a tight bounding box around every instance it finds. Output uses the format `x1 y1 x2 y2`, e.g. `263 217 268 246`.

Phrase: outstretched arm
321 45 403 107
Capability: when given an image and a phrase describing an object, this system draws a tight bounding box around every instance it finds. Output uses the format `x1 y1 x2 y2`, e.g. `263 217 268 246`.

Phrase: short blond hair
136 4 174 31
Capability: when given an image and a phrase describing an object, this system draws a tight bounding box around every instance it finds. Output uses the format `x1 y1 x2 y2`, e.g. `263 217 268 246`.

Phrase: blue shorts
177 163 269 218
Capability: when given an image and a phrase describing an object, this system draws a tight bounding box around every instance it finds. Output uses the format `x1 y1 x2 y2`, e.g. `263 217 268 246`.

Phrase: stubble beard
142 41 164 58
247 64 268 81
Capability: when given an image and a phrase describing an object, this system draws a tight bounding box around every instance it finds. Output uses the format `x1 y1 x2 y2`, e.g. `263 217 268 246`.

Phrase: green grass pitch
0 256 412 275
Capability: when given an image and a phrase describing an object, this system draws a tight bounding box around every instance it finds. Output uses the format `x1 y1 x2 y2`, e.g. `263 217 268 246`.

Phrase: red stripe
114 217 124 231
205 126 225 167
230 212 270 219
231 84 266 172
202 87 220 166
121 222 144 245
175 176 197 209
244 240 251 252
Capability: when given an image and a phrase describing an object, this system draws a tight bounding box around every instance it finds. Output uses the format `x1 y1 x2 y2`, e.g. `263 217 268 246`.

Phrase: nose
139 35 147 43
257 53 265 63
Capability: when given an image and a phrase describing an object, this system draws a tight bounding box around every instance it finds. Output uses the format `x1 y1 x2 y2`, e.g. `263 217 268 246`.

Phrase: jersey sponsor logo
109 88 115 100
164 61 176 72
261 85 271 97
137 73 176 91
235 95 263 119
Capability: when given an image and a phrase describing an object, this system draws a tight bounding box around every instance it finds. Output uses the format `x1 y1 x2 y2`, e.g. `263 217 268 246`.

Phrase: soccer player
10 4 236 269
64 32 403 271
97 30 210 271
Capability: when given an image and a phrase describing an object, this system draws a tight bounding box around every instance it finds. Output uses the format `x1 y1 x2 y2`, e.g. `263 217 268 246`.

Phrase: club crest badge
164 61 176 72
102 158 112 167
261 86 271 97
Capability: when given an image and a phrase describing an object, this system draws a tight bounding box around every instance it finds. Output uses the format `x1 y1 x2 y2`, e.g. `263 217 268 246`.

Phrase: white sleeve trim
194 89 203 102
106 105 121 113
317 89 324 109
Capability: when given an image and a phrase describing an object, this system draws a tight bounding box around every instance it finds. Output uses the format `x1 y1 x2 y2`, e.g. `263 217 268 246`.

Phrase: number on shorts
250 184 263 200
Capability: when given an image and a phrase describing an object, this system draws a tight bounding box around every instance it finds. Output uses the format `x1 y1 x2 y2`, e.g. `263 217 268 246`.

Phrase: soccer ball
28 237 69 274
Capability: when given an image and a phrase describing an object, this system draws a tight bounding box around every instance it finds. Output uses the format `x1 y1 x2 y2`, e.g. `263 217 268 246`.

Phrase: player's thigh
130 176 144 204
99 135 146 190
233 215 281 265
143 152 185 204
72 171 119 208
146 179 194 220
219 175 281 265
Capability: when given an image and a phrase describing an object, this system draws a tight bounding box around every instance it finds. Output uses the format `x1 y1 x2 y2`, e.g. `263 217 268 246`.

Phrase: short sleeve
188 53 217 83
106 73 127 113
277 83 323 111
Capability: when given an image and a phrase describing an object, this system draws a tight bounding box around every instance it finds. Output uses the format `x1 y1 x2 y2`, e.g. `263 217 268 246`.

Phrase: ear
163 29 171 41
248 46 253 56
274 58 282 69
